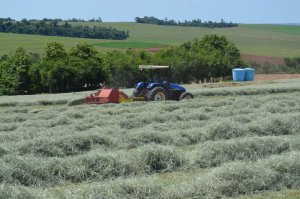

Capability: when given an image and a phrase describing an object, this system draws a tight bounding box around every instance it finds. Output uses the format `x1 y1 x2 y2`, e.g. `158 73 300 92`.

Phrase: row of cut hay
0 145 185 186
17 133 116 157
0 90 91 107
1 134 299 186
194 135 300 167
0 177 164 199
0 99 68 107
1 151 299 199
201 112 300 141
2 111 300 157
2 112 299 157
167 151 300 198
125 111 300 147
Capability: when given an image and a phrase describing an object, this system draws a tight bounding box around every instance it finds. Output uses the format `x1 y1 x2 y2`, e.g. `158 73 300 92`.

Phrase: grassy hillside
0 78 299 198
0 23 300 58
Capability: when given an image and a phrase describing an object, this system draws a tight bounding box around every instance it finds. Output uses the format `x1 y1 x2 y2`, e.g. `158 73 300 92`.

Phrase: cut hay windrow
1 152 299 199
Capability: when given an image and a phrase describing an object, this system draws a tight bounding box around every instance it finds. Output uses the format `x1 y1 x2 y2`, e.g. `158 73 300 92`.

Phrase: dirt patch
242 54 284 65
255 74 300 81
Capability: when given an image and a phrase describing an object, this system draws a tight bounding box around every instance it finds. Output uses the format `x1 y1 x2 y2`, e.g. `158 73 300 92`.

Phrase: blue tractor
132 65 194 101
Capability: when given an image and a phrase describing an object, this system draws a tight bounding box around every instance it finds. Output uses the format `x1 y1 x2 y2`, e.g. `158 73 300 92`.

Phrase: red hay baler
85 88 131 104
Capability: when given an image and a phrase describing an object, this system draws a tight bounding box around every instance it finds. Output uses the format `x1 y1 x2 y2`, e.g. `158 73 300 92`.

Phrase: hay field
0 79 299 198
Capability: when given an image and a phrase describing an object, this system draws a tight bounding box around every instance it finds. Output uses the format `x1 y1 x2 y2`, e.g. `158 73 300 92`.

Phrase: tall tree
0 48 32 94
45 42 67 61
69 43 107 89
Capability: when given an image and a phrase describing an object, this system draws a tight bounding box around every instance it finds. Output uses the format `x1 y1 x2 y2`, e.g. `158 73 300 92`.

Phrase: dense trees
0 18 128 40
153 35 241 83
0 34 242 95
135 16 238 28
0 43 108 94
0 48 32 95
103 50 153 88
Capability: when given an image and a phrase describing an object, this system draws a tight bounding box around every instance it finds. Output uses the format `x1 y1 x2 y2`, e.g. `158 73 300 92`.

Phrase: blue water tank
232 68 246 81
244 68 255 81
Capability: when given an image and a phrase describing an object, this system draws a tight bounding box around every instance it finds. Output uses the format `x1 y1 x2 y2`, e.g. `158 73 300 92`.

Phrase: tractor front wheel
147 87 168 101
179 92 194 100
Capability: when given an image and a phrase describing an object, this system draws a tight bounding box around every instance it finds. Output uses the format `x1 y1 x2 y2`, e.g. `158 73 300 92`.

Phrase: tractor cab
133 65 193 101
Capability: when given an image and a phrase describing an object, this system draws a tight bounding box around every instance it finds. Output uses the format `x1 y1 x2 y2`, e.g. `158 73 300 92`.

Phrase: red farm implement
85 88 131 104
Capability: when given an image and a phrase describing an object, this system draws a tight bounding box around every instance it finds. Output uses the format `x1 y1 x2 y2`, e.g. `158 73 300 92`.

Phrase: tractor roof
139 65 170 70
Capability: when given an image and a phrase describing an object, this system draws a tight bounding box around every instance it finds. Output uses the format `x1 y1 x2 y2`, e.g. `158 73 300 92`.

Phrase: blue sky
1 0 299 23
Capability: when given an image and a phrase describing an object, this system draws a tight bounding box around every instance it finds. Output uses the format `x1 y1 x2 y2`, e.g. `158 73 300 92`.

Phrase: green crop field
94 41 167 49
0 78 300 198
1 23 300 58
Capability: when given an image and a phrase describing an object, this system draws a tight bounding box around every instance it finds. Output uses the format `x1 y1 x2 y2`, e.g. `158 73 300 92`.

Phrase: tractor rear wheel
179 92 193 100
147 87 169 101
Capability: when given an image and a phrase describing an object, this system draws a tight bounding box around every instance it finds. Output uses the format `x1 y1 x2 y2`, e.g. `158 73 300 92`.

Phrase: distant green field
241 24 300 35
94 41 167 49
0 22 300 58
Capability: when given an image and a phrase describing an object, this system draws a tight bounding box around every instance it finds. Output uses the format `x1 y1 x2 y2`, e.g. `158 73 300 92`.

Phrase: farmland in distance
1 23 300 59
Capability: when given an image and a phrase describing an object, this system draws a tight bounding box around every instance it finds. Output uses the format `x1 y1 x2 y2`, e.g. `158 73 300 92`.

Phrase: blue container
232 68 246 81
244 68 255 81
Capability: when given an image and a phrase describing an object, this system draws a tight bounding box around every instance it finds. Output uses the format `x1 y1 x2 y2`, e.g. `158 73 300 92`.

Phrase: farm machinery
85 65 193 104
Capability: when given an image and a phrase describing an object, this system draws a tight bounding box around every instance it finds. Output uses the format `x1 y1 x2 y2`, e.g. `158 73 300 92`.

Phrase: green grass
0 79 300 198
94 41 167 49
241 24 300 35
0 32 107 55
0 22 300 57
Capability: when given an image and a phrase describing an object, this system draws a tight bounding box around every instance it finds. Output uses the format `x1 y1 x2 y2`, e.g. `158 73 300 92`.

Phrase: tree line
0 18 128 40
0 34 242 95
2 17 103 23
34 18 103 22
135 16 238 28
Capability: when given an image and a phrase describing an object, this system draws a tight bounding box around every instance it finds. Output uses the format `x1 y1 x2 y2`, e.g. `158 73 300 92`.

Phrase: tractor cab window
152 73 158 83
